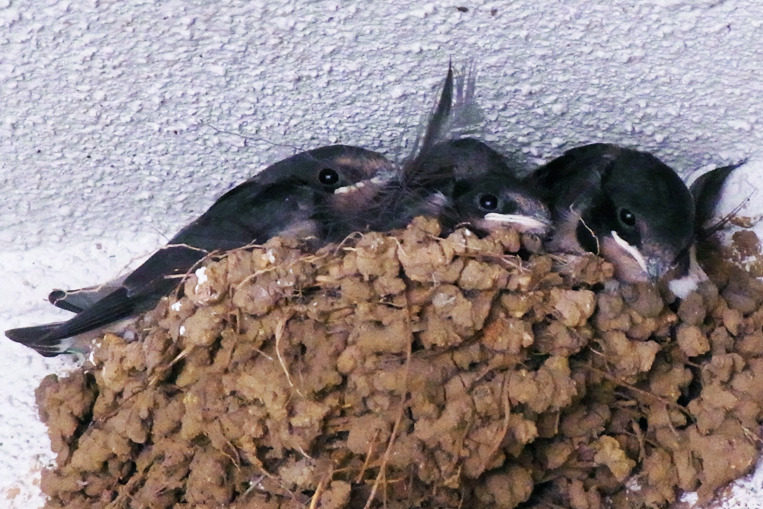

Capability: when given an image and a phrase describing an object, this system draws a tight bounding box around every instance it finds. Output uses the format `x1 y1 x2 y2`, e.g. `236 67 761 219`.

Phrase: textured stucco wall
1 0 762 506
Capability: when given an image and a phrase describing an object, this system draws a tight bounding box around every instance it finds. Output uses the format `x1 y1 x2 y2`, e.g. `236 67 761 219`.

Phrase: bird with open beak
6 144 396 356
528 143 697 283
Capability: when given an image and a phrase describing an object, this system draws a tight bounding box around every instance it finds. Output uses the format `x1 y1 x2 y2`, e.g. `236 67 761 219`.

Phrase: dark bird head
425 138 550 235
533 143 695 282
310 145 398 216
299 145 399 241
451 174 551 235
178 144 398 248
260 144 397 199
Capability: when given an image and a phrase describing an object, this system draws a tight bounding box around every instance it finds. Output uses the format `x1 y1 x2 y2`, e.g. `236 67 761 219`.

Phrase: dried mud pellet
185 448 234 505
735 228 761 251
35 372 96 460
499 228 522 252
738 330 763 355
500 291 539 318
677 292 707 326
507 270 534 292
559 478 603 509
560 403 611 439
677 323 711 357
181 305 224 347
621 282 664 318
340 276 374 301
596 291 624 320
507 356 577 413
538 440 574 470
549 288 596 327
597 331 660 378
346 414 391 456
673 447 699 492
556 252 615 286
592 435 635 482
638 448 678 506
336 344 362 374
625 312 662 340
481 315 534 353
355 318 410 354
649 361 692 400
691 422 759 501
535 321 589 356
722 307 743 335
731 358 763 401
459 258 509 290
474 467 533 508
317 480 352 509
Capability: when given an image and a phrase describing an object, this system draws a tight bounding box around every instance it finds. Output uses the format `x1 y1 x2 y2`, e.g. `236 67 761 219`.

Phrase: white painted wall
1 0 762 506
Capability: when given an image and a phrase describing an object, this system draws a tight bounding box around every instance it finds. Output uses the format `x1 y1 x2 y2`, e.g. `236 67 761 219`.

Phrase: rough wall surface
0 0 761 506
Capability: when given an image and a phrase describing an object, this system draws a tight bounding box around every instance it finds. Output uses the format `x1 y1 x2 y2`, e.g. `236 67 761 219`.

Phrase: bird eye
619 208 636 227
318 168 340 186
479 194 499 211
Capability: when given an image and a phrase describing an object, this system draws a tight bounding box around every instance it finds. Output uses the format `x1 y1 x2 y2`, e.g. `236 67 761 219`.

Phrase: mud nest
35 217 763 508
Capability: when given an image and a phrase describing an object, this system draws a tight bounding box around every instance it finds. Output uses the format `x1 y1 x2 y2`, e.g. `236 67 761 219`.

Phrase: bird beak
610 230 679 281
610 230 649 274
333 175 390 195
484 213 552 234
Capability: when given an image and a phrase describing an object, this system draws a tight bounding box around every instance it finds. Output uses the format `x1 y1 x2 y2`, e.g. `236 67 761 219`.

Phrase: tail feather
415 63 454 162
448 61 483 137
401 64 456 191
5 323 73 357
6 287 138 357
44 287 136 340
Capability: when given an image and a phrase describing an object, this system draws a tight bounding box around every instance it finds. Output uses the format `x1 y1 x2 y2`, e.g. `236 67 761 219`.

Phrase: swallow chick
528 143 696 283
370 137 552 239
7 144 396 356
403 65 550 236
422 137 550 236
